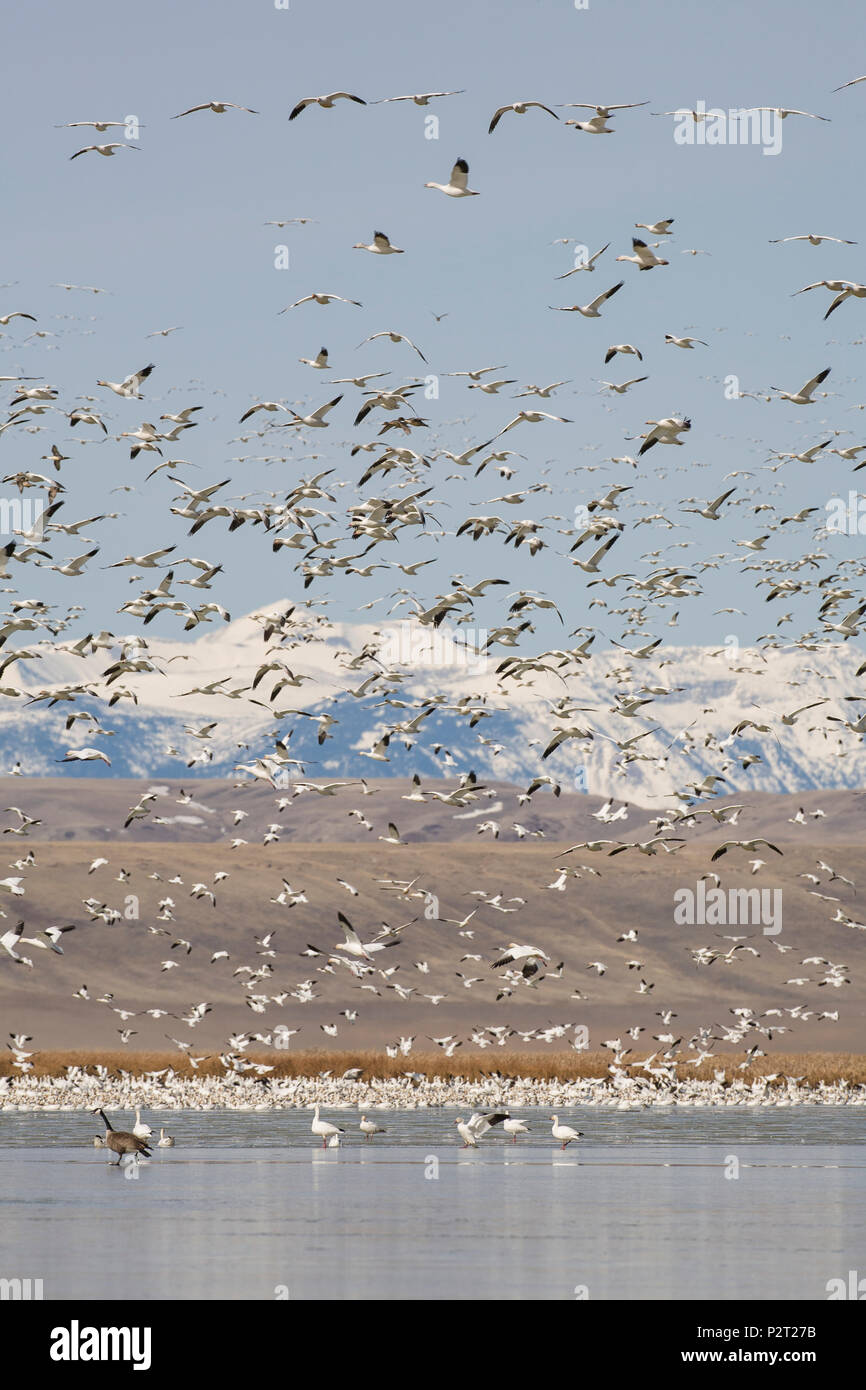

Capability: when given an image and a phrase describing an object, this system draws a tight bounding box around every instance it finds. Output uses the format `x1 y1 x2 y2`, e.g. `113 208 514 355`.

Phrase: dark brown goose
92 1108 151 1165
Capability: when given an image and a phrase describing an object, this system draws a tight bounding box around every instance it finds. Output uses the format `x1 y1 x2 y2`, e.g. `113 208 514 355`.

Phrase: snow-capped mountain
3 604 864 804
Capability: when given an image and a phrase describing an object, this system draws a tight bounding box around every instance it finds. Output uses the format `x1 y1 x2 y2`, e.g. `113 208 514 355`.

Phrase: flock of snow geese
3 66 866 1112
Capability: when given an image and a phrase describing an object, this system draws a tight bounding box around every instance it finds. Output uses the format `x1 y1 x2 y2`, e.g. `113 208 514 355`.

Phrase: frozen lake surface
1 1108 863 1299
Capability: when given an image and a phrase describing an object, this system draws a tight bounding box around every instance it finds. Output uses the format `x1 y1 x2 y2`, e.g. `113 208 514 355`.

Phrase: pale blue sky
2 0 865 650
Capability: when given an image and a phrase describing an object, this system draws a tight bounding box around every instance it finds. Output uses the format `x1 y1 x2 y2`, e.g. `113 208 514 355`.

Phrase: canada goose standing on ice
92 1109 152 1165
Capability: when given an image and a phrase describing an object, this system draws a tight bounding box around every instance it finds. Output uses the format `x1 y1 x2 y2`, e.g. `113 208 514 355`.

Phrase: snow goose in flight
0 312 36 325
238 401 291 423
747 106 829 121
793 278 856 297
555 243 610 277
653 108 714 121
491 942 550 977
372 91 464 106
605 343 641 363
770 233 856 245
772 367 830 404
492 409 571 439
69 142 140 159
638 417 691 455
280 292 362 310
565 114 615 133
514 380 570 397
311 1103 344 1148
172 101 258 118
1 923 33 966
551 1116 584 1149
335 911 399 960
821 283 866 319
57 745 110 765
711 838 782 863
424 158 479 196
683 487 736 520
447 364 506 380
561 100 649 117
551 282 623 316
616 238 669 270
468 378 516 394
571 535 619 573
665 334 707 348
97 363 155 398
635 218 674 235
599 376 648 394
353 231 404 254
299 347 329 368
834 75 866 92
55 119 129 131
357 329 427 361
488 101 558 133
289 92 366 120
284 395 342 428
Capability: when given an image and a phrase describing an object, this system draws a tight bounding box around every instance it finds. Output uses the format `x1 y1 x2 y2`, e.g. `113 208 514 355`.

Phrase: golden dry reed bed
4 1050 866 1086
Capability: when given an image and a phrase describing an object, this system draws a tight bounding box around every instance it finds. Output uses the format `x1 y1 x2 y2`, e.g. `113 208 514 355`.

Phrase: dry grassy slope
2 837 864 1053
0 776 862 845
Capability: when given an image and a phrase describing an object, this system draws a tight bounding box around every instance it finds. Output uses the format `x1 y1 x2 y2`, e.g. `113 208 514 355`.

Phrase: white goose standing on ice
551 1115 584 1149
359 1115 387 1141
503 1118 531 1143
312 1103 344 1148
